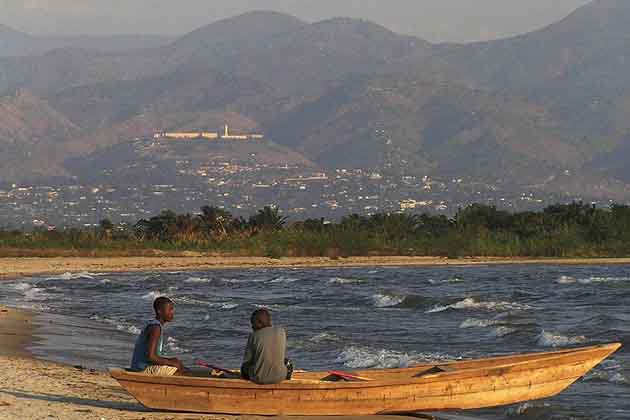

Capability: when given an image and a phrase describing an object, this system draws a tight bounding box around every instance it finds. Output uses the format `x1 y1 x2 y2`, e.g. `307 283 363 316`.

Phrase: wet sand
2 255 630 280
0 305 238 419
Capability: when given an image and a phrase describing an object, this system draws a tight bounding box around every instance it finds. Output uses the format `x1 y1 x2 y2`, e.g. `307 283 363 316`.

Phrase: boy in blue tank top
130 296 184 375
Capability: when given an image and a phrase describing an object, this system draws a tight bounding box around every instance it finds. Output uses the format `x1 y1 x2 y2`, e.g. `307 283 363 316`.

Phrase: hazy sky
1 0 591 42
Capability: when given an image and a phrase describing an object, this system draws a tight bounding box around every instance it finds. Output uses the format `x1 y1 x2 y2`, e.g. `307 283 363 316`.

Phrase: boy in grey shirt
241 308 292 384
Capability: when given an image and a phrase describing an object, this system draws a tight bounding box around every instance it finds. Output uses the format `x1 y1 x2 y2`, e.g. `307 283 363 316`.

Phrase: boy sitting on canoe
130 296 185 376
241 308 293 384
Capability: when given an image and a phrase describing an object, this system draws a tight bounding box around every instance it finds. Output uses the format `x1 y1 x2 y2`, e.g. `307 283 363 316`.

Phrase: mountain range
1 1 630 201
0 24 172 58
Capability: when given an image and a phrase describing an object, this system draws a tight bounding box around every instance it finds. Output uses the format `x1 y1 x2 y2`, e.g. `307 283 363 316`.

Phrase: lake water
1 264 628 420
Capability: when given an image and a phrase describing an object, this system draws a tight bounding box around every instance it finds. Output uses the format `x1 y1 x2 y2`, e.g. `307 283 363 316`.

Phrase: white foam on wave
142 291 166 301
309 332 341 344
12 282 49 301
537 330 587 347
13 282 33 291
584 370 629 385
336 346 412 369
89 314 141 335
11 302 51 311
172 296 210 305
221 277 266 284
428 277 464 285
269 276 300 284
46 271 98 280
184 277 212 284
556 275 576 284
209 302 239 310
164 336 189 354
491 326 518 337
171 295 238 309
556 275 630 285
459 318 517 337
372 293 405 308
120 324 142 335
505 401 551 416
427 297 533 313
583 359 629 385
336 345 458 369
459 318 501 328
328 277 365 285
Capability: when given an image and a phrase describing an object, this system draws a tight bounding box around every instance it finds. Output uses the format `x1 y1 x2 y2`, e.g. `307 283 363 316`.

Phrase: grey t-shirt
242 326 287 384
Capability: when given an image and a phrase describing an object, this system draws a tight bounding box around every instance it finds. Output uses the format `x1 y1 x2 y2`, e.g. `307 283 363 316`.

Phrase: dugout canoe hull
110 342 621 415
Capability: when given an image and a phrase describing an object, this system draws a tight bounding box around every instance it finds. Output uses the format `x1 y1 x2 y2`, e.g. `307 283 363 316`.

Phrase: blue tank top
130 319 163 371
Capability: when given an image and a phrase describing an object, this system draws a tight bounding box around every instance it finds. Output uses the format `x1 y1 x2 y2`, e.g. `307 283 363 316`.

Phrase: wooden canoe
110 342 621 415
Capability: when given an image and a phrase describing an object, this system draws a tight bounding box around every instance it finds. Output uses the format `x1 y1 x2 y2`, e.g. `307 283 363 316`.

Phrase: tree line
2 202 630 258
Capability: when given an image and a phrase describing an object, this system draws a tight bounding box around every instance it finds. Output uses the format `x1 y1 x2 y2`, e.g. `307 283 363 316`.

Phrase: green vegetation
2 203 630 258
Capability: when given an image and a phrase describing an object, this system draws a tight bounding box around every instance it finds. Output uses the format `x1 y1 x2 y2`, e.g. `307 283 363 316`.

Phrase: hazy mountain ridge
265 76 581 179
0 90 80 180
0 2 629 201
0 22 172 58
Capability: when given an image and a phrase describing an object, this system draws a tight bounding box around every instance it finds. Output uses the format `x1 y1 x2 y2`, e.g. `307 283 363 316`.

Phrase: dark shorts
241 358 294 381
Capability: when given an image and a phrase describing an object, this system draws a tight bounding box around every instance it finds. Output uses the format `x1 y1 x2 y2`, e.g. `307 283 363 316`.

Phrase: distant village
153 124 264 141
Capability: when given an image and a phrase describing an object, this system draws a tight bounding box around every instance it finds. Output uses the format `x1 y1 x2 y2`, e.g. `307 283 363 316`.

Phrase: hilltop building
153 124 264 141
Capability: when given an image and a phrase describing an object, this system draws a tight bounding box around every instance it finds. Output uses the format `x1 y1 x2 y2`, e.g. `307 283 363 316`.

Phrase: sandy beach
1 305 444 420
2 255 630 280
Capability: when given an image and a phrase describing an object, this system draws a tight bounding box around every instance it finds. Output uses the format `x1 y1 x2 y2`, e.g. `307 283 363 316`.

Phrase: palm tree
199 206 233 239
134 210 177 241
98 218 114 240
249 206 287 231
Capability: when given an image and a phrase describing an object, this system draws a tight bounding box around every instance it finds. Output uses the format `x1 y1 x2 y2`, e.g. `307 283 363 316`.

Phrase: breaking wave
459 318 501 328
584 369 629 385
164 336 189 354
12 282 50 301
46 272 99 280
428 277 464 285
460 318 517 337
89 314 141 335
184 276 213 284
269 276 300 284
491 326 518 337
336 345 459 369
556 275 630 285
582 359 629 385
141 291 166 301
372 293 406 308
220 277 267 284
537 330 587 347
505 401 551 417
427 297 533 313
371 292 435 309
328 277 365 285
556 275 576 284
336 346 413 369
208 302 239 310
309 332 342 344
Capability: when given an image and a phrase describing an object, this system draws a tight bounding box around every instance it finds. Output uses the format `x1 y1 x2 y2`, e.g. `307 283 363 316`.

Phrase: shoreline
0 307 455 420
0 305 32 357
0 306 410 420
0 306 222 419
2 255 630 280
